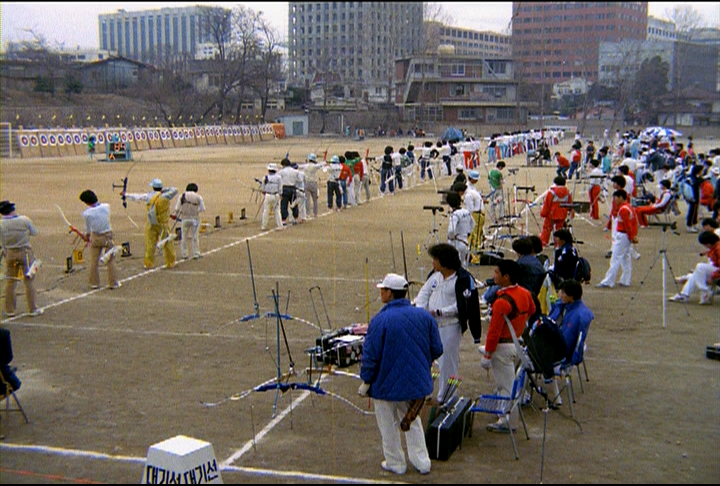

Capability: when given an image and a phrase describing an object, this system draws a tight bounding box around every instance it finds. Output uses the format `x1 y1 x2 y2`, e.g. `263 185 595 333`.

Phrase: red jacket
700 180 715 208
540 186 571 220
485 285 536 354
557 155 570 168
708 242 720 281
616 202 638 241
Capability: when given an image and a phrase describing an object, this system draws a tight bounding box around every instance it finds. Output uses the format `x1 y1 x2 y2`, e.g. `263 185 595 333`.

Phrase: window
451 64 465 76
459 108 478 120
454 84 466 96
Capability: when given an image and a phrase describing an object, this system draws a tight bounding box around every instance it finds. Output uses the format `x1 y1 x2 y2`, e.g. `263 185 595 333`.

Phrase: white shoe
669 293 689 303
699 292 712 305
29 308 44 317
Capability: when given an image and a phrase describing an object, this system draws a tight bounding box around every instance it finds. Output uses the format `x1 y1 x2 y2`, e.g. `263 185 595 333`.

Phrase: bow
55 204 89 243
112 160 139 228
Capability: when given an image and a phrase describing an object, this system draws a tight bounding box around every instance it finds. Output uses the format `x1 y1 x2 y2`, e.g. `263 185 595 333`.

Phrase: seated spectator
670 231 720 305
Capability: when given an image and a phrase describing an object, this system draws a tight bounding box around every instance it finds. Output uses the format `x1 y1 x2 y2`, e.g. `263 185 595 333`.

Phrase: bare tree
665 5 704 126
251 15 285 121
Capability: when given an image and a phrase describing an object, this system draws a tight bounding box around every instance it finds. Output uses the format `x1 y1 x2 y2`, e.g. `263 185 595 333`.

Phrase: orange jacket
484 285 536 355
700 180 715 208
540 186 571 220
556 155 570 168
616 202 638 241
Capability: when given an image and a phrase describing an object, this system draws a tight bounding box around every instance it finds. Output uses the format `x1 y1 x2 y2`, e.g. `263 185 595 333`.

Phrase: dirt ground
0 135 718 484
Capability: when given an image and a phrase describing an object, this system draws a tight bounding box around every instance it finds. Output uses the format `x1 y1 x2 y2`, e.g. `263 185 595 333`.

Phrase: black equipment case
425 395 474 460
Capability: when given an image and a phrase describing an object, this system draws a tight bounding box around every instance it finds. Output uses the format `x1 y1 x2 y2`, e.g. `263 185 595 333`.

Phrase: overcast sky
2 2 718 50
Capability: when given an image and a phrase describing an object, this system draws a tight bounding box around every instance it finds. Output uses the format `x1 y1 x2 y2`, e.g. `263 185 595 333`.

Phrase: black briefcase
426 396 474 461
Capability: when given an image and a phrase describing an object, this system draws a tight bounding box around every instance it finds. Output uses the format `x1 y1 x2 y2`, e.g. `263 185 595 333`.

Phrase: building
599 40 718 93
98 6 230 65
288 2 423 104
77 56 152 93
511 2 648 85
437 25 511 58
394 47 523 125
647 16 682 42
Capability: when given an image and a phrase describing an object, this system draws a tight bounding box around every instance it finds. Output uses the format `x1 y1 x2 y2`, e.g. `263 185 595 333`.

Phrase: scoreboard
105 140 132 161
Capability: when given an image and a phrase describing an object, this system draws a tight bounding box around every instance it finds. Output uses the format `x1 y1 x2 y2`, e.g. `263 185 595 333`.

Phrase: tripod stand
411 206 443 284
513 184 541 235
624 221 687 328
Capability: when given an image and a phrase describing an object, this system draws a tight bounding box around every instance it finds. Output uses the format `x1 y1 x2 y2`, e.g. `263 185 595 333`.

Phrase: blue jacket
360 299 443 401
548 300 594 365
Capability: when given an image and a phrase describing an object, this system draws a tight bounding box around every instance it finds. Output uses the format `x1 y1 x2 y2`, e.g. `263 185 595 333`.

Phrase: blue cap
330 155 340 163
150 178 163 189
468 170 480 180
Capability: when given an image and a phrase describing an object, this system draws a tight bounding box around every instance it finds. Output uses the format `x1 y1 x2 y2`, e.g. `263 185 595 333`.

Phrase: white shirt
82 202 112 234
448 208 475 242
414 271 458 327
279 165 301 188
464 183 484 213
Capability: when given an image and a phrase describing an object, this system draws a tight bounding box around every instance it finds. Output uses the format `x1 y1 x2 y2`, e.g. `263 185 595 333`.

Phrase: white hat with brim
376 273 409 290
150 178 163 189
267 163 278 171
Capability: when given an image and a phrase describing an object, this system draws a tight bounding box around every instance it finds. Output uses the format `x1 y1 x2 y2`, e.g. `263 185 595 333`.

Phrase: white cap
267 163 278 171
307 153 317 162
376 273 408 290
150 178 163 189
330 155 340 163
455 163 464 171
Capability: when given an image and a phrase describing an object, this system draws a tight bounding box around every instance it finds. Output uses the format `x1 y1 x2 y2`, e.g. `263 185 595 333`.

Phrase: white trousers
373 399 431 474
490 343 519 426
180 218 200 258
681 262 718 297
437 324 462 403
600 232 632 286
261 193 282 230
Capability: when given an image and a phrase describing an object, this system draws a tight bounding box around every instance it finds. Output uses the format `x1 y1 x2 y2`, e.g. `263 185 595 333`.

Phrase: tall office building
288 2 423 103
99 6 230 65
511 2 648 85
437 25 511 58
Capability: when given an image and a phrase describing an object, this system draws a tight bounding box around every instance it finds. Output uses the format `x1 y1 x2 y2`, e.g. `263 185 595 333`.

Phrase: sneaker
89 284 100 290
618 283 630 288
192 254 202 260
486 421 515 434
687 226 699 233
669 293 689 303
595 282 612 288
108 282 122 290
633 251 641 261
2 312 16 318
380 461 406 475
29 308 44 317
699 292 712 305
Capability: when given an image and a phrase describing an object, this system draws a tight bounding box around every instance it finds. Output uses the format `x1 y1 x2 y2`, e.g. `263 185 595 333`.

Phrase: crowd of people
2 127 718 464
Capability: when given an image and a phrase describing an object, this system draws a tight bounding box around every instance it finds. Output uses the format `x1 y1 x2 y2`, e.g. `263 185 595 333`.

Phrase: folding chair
0 371 29 424
469 365 529 460
549 331 586 418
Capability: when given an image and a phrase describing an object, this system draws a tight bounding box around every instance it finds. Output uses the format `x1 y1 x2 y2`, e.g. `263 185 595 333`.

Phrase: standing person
327 155 343 211
487 160 506 223
539 176 572 247
260 164 283 231
446 192 475 267
685 164 704 233
358 273 443 476
465 170 485 262
278 158 300 224
79 190 120 290
670 231 720 305
479 259 536 433
587 159 605 220
175 183 206 259
414 243 482 405
338 155 353 207
596 189 638 288
380 146 395 195
568 141 583 180
0 200 43 317
360 154 372 203
123 178 178 269
300 153 322 219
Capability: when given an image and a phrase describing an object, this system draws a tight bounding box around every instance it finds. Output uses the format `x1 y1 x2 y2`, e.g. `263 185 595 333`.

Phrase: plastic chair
0 371 29 424
469 365 530 460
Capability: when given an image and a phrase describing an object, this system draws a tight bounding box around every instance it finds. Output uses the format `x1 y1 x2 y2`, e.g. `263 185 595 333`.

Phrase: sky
2 2 718 50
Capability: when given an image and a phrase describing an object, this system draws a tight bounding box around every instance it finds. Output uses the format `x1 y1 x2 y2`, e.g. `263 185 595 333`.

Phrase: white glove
477 280 487 289
480 355 492 370
357 382 370 397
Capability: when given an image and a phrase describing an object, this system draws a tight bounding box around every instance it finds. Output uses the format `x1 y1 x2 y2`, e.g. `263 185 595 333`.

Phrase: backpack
522 315 569 380
574 256 592 284
681 179 696 203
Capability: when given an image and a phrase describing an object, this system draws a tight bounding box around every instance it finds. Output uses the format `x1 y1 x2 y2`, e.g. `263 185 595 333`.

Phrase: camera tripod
622 221 687 328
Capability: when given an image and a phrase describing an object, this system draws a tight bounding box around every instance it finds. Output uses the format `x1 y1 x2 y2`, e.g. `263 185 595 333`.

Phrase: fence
0 123 15 158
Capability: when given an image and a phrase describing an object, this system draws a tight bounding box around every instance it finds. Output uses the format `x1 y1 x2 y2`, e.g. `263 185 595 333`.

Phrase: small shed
276 115 309 137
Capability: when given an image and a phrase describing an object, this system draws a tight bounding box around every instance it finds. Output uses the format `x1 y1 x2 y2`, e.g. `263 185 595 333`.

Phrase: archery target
57 133 65 145
19 135 29 147
81 133 89 144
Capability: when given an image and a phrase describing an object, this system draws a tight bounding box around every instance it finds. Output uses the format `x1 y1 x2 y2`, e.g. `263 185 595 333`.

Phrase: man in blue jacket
359 273 443 475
